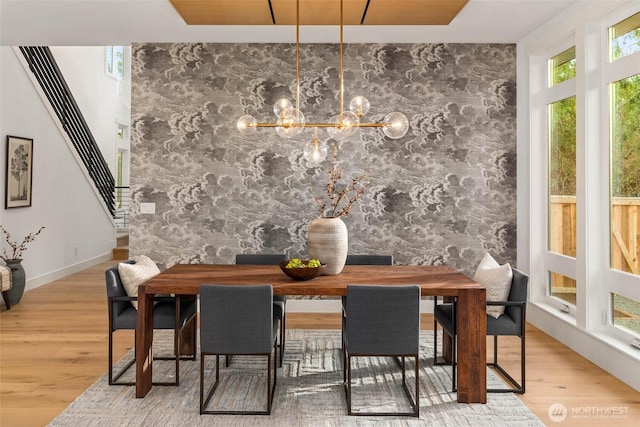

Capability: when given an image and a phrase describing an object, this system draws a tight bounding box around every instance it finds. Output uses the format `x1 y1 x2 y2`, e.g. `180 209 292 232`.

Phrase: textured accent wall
130 42 516 275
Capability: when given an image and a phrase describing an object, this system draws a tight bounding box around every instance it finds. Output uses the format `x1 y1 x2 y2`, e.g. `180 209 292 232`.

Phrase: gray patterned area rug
49 330 542 426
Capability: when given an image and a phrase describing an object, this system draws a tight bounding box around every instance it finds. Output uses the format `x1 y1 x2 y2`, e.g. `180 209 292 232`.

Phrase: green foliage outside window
549 97 576 196
549 24 640 198
611 74 640 198
610 13 640 60
548 47 577 197
550 47 576 86
610 15 640 197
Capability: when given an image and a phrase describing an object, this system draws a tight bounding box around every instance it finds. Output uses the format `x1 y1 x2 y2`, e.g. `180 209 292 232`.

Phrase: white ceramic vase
307 217 348 275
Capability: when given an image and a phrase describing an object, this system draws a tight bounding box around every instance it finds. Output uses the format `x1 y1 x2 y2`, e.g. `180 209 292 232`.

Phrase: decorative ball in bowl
279 259 326 281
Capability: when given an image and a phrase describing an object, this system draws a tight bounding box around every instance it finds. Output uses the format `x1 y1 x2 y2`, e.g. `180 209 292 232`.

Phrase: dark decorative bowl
279 261 326 281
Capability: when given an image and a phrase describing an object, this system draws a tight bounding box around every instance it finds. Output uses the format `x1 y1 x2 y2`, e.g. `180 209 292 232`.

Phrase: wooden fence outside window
549 196 640 294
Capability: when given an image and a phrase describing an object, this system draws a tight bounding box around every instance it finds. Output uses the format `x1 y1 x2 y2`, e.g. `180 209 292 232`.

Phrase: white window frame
531 34 579 318
599 5 640 343
523 0 640 392
106 46 125 80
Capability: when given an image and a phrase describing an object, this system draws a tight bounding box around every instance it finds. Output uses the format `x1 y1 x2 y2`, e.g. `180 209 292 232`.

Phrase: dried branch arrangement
0 225 46 261
313 147 368 218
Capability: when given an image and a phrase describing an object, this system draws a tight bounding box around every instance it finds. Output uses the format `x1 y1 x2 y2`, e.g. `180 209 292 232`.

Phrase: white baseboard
25 253 113 292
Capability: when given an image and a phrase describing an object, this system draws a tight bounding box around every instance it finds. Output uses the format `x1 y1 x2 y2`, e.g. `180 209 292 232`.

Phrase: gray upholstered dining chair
105 262 197 386
433 268 529 393
342 284 421 417
341 254 394 347
199 284 278 415
235 253 287 367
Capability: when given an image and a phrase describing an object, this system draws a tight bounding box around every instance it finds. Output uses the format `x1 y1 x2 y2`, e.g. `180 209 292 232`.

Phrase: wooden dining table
135 264 487 403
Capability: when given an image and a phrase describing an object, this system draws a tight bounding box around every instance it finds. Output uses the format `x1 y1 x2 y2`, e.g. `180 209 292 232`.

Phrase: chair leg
272 339 278 398
433 316 438 365
201 352 276 415
200 354 221 414
414 355 420 417
521 330 526 393
399 355 420 417
2 290 10 310
342 328 347 383
487 335 525 393
279 311 286 367
267 353 276 414
345 354 352 414
190 313 197 360
199 355 205 413
345 354 419 417
451 329 456 392
174 298 180 386
108 328 136 386
108 327 114 384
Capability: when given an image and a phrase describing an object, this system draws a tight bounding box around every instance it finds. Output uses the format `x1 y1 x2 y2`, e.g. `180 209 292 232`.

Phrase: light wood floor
1 261 639 426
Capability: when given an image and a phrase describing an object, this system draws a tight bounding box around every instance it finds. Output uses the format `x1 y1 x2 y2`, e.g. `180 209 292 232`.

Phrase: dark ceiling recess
268 0 276 24
360 0 370 25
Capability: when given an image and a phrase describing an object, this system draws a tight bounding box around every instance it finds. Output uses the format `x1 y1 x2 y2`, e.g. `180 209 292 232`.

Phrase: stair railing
18 46 116 217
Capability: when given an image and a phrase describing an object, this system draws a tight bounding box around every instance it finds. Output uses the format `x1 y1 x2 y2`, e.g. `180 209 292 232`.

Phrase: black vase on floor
5 259 25 305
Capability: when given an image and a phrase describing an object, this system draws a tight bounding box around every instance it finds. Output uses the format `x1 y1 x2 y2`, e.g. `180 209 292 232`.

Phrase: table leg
135 288 154 398
180 314 196 356
455 288 487 403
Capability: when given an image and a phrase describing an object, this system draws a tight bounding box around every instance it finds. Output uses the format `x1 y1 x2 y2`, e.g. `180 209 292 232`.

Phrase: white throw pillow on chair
118 255 160 309
473 253 513 318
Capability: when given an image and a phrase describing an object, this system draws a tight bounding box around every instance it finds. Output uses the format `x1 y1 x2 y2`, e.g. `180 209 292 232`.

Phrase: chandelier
236 0 409 164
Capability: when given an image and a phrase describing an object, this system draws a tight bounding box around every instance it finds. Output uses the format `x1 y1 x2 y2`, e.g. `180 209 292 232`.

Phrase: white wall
0 46 116 292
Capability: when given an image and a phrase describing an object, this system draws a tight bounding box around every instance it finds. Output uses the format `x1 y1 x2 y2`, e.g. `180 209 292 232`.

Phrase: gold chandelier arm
296 0 300 112
256 122 388 128
339 0 344 119
356 123 388 128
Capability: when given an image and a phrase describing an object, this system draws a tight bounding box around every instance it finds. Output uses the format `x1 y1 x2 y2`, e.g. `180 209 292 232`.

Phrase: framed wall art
5 135 33 209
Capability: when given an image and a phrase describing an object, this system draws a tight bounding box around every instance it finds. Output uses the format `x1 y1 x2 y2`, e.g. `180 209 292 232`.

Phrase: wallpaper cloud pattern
130 42 516 276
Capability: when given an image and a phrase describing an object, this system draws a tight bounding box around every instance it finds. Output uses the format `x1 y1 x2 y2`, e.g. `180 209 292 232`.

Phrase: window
609 78 640 278
549 47 576 86
116 150 123 207
606 10 640 342
545 46 577 307
106 46 124 80
610 12 640 61
548 96 577 259
550 272 577 306
612 293 640 335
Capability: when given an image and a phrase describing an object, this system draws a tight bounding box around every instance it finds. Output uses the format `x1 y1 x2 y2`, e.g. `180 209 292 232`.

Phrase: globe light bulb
349 96 370 117
382 112 409 139
303 138 328 165
274 98 293 118
326 111 360 140
275 108 305 138
236 115 257 135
